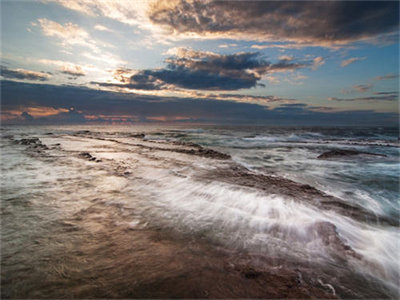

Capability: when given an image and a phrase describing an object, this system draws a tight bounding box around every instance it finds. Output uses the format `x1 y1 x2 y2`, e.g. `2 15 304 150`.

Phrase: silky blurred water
1 125 399 298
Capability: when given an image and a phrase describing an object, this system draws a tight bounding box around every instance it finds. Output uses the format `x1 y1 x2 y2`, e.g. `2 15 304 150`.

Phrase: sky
1 0 399 125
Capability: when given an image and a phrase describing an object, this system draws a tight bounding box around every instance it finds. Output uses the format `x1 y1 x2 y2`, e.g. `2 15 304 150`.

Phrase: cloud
250 43 318 50
352 84 373 93
34 18 98 51
251 45 270 50
329 91 398 102
178 90 295 105
341 83 374 94
374 73 400 81
2 80 398 126
50 0 149 27
32 19 124 67
37 59 103 78
94 24 113 32
21 111 34 121
218 43 238 48
60 65 86 77
1 66 51 81
148 0 399 46
50 1 399 47
340 57 366 67
92 48 315 91
312 56 325 70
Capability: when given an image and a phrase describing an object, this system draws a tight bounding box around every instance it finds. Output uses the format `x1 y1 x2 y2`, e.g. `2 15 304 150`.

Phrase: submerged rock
19 138 40 145
317 149 386 159
311 221 361 259
79 152 100 162
130 133 145 139
18 137 49 151
79 152 92 159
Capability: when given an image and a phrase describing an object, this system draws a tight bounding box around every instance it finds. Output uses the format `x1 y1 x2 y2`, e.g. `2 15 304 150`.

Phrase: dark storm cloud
149 0 399 46
1 80 398 126
93 49 313 91
1 66 51 81
329 91 399 102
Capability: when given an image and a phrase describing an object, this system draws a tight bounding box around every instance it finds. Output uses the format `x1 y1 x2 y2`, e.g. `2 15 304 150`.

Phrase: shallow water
1 125 399 298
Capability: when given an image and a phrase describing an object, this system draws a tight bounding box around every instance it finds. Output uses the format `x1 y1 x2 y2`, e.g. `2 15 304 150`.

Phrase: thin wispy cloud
352 84 373 93
33 18 99 52
340 57 366 67
329 91 398 102
94 24 113 32
374 73 400 81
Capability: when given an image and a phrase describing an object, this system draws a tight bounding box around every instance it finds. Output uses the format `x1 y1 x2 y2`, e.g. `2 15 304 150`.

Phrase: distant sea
1 125 399 298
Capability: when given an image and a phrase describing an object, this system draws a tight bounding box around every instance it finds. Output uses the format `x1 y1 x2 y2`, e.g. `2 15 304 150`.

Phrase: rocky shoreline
1 130 397 299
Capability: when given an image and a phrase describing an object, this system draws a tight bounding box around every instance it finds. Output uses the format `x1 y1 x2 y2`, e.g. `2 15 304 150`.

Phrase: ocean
1 125 399 298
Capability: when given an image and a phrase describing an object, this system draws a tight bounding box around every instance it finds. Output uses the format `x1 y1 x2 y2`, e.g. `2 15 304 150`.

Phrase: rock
240 267 262 279
79 152 92 159
311 221 361 259
19 138 40 145
76 130 91 134
79 152 98 162
197 148 231 159
18 137 49 151
317 149 386 159
130 133 145 138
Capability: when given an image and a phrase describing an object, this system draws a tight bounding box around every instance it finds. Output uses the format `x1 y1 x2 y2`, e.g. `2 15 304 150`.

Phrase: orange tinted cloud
4 106 69 119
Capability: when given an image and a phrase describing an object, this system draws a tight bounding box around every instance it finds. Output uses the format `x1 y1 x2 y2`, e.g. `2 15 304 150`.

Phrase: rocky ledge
317 149 386 159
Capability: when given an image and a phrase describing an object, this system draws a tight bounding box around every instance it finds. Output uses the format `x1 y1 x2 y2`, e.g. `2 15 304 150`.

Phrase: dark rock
172 141 203 148
130 133 145 139
197 148 231 159
318 149 386 159
240 267 262 279
18 137 49 151
76 130 91 134
79 152 92 159
19 138 40 145
79 152 98 162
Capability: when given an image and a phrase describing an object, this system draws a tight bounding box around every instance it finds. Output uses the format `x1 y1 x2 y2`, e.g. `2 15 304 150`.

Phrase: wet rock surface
78 152 101 162
176 147 231 159
18 137 49 151
318 149 386 159
311 221 361 259
206 166 398 227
